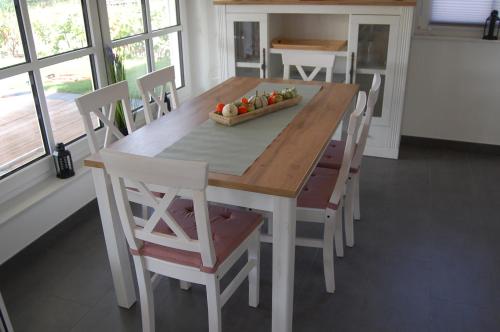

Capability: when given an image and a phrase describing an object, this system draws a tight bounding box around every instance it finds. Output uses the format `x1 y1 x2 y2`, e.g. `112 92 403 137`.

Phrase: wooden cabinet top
214 0 416 6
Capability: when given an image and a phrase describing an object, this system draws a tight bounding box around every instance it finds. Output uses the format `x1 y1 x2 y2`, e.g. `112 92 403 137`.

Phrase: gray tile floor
1 144 500 332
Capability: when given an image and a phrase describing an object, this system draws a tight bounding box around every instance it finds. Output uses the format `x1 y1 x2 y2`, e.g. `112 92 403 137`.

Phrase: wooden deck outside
0 92 97 176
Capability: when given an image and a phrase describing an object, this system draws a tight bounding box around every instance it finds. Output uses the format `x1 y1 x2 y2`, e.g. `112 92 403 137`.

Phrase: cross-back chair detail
75 81 135 154
137 66 179 124
282 50 337 83
102 150 217 269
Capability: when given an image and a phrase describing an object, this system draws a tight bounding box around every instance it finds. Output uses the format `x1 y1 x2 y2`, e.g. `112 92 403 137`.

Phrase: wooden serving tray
271 38 347 52
209 95 303 126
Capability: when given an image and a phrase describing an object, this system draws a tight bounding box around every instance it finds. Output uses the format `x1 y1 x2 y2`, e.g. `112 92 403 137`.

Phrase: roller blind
431 0 500 25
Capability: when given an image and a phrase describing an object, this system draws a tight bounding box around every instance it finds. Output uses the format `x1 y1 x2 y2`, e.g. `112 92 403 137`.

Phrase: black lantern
53 143 75 179
483 10 500 40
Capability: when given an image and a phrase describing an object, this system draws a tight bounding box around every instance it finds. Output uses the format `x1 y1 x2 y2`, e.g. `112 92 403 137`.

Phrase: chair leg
180 280 192 290
248 232 260 308
323 211 337 293
345 179 355 248
133 256 155 332
334 205 344 257
205 274 222 332
353 172 361 221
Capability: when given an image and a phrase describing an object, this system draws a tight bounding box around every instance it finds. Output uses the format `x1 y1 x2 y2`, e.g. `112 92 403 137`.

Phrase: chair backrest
282 50 337 83
76 81 135 154
329 91 367 206
101 149 217 269
351 73 381 170
137 66 179 124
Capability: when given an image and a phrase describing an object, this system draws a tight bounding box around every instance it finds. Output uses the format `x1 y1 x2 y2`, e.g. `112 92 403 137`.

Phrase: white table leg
272 196 297 332
0 291 13 332
92 168 136 308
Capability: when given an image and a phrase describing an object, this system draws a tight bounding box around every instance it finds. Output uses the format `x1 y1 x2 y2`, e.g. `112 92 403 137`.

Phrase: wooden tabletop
213 0 416 6
84 77 358 197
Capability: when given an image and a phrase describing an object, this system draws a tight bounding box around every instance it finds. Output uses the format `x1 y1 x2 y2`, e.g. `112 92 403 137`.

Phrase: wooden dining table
85 76 358 332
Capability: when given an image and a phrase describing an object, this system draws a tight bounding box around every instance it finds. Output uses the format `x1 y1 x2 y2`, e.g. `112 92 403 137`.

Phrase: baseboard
401 136 500 155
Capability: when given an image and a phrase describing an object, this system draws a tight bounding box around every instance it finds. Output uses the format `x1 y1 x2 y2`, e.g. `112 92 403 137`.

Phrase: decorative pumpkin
249 93 263 109
260 95 268 107
222 103 238 117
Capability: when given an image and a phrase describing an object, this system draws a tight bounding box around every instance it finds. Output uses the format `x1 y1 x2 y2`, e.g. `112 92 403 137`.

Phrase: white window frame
97 0 190 105
415 0 489 39
0 0 191 204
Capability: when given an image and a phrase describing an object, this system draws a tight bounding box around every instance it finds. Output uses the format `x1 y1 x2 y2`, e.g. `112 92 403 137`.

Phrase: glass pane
0 74 45 177
0 1 26 68
236 67 260 78
356 73 385 118
41 57 98 144
150 0 178 30
234 22 260 63
153 32 182 88
113 42 147 109
107 0 144 40
357 24 389 70
28 0 87 58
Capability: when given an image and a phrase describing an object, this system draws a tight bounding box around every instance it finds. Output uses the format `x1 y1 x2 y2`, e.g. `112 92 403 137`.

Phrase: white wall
402 37 500 145
184 0 221 95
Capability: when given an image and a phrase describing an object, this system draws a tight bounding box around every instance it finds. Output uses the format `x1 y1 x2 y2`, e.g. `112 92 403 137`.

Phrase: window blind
431 0 500 25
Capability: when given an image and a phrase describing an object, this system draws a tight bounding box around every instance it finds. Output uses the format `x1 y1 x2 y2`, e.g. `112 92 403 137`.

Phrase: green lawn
47 56 171 100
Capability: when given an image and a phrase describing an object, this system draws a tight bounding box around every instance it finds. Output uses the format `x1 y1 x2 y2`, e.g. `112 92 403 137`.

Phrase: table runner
156 82 322 176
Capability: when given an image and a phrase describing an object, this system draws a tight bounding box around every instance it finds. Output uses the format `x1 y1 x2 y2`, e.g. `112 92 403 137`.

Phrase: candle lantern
53 143 75 179
483 10 500 40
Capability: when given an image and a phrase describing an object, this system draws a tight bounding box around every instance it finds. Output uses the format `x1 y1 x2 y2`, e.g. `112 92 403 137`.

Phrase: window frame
415 0 492 39
0 0 189 196
98 0 186 111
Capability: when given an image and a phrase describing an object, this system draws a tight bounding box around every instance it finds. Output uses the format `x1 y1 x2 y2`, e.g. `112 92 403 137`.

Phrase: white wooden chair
101 149 262 332
75 81 136 154
137 66 179 124
317 74 381 247
282 50 337 83
294 91 366 293
261 92 366 293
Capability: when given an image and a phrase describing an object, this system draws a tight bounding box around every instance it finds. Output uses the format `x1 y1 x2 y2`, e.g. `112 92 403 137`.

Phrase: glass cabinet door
349 15 398 122
234 21 260 64
227 14 268 78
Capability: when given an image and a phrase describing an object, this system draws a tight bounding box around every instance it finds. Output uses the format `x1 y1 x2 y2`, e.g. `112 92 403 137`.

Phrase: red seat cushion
134 199 262 273
297 167 340 210
317 140 359 173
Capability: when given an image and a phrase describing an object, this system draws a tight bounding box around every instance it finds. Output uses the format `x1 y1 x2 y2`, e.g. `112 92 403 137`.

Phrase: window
431 0 499 25
102 0 183 110
0 0 185 180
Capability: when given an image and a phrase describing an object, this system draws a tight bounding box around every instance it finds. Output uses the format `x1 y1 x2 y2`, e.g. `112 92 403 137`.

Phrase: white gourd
222 104 238 117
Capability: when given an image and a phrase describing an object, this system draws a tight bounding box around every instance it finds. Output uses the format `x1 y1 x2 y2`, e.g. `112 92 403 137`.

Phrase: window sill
413 33 500 44
0 159 90 227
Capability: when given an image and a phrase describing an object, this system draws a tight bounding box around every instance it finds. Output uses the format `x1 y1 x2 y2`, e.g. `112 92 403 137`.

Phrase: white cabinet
348 14 403 158
217 5 414 159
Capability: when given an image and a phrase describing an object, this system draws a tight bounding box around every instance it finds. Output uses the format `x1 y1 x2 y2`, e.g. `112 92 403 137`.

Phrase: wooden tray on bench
209 95 303 126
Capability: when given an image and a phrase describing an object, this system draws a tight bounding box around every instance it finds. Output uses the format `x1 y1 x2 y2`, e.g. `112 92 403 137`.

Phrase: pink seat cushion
297 167 340 210
317 140 359 173
135 199 262 273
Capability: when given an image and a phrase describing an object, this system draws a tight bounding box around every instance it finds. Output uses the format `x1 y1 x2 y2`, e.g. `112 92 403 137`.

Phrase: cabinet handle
261 48 266 79
349 52 355 84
